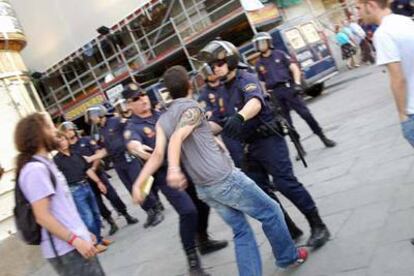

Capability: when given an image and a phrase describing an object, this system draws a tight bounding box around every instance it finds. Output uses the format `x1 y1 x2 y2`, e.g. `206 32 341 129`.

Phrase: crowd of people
11 0 414 275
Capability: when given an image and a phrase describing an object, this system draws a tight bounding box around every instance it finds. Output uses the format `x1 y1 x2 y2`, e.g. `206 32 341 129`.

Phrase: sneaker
102 239 113 246
95 244 108 254
295 247 308 265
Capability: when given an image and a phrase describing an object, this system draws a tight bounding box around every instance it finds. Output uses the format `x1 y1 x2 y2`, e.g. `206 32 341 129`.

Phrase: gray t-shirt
159 98 233 186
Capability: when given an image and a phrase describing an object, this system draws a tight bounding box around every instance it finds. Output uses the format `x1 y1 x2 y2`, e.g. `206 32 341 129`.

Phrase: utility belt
246 118 287 143
68 179 89 187
269 81 293 90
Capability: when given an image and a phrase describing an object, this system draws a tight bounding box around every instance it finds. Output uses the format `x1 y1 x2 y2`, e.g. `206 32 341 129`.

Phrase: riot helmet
198 63 214 81
253 32 273 52
85 105 107 125
199 40 240 71
114 98 131 118
58 121 77 132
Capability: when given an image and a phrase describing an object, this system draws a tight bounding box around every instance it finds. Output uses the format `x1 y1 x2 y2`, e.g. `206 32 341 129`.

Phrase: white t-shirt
374 14 414 114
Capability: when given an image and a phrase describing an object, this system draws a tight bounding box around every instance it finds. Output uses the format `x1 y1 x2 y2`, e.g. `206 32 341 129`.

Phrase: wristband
68 234 78 245
168 166 181 173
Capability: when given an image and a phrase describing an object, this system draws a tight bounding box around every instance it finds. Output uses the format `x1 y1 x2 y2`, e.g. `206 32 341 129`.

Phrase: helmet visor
114 99 129 113
85 108 103 124
255 39 269 52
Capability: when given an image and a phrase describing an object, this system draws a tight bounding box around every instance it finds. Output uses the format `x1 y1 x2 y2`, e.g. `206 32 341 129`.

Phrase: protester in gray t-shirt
132 66 308 275
14 113 105 276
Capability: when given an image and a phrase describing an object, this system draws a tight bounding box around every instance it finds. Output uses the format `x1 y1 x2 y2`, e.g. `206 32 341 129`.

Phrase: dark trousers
89 170 128 219
113 158 156 211
274 87 322 135
186 182 210 237
248 135 316 214
48 250 105 276
70 183 102 243
154 168 198 250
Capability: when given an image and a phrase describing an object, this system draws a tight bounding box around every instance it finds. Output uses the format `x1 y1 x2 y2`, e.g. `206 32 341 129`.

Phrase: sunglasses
210 59 227 68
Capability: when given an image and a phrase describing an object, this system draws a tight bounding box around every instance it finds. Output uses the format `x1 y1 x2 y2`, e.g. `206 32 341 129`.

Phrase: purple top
18 155 91 259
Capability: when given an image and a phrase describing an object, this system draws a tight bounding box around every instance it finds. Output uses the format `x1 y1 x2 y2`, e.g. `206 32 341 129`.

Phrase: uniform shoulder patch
244 83 258 93
124 130 132 140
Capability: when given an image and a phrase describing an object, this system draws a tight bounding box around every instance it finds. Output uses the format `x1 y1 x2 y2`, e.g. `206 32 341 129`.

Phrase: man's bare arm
238 98 262 121
84 149 107 163
387 62 407 121
289 63 302 85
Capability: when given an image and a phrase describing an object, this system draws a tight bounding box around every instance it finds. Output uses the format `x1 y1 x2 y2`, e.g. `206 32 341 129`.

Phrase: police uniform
124 112 199 253
255 50 324 136
202 76 304 239
99 116 157 212
216 68 327 220
71 136 129 219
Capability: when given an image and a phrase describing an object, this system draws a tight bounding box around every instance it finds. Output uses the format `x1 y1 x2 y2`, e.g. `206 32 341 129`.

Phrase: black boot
318 133 336 148
106 217 119 236
155 200 165 212
123 213 139 225
186 248 210 276
197 233 228 255
283 212 303 241
305 209 330 249
143 208 164 228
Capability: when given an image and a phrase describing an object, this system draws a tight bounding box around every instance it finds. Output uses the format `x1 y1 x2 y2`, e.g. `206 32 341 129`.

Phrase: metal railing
40 0 243 118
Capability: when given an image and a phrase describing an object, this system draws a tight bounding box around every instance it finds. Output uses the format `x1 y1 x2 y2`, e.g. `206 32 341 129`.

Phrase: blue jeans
196 170 298 275
401 115 414 147
70 183 102 244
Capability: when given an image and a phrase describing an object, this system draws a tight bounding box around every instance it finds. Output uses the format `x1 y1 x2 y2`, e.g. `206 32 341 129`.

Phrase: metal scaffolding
38 0 245 120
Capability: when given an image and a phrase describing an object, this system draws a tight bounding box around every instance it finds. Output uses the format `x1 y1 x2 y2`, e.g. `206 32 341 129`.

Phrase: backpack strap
28 158 62 263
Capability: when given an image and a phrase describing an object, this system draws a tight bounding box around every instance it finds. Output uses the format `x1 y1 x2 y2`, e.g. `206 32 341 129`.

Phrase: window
284 28 306 50
300 23 321 44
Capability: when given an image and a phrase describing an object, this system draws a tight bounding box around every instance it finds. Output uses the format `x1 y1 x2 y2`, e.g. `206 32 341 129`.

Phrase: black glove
293 83 304 96
223 113 244 139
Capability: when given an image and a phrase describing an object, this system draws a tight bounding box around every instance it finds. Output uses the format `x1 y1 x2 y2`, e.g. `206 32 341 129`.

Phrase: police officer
122 83 228 257
84 105 164 228
253 32 336 149
199 40 330 248
114 97 165 212
197 63 304 240
59 122 139 235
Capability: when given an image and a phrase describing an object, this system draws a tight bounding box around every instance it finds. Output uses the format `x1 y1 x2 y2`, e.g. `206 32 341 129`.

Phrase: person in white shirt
357 0 414 246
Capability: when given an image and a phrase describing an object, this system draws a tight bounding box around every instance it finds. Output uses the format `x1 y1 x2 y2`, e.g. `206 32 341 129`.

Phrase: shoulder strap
27 158 61 262
30 158 57 189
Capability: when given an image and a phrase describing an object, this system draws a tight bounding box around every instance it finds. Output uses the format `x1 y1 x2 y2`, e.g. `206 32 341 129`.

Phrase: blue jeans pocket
401 117 414 147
